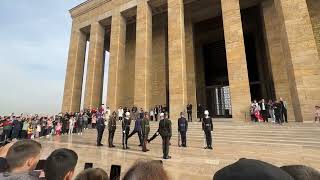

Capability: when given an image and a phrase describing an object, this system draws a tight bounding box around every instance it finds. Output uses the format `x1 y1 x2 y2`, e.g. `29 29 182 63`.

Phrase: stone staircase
113 120 320 149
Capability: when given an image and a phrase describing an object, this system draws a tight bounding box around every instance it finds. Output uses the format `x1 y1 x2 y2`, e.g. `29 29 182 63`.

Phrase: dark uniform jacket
96 112 105 128
178 117 188 132
202 117 213 131
108 116 117 131
134 118 142 131
122 117 131 131
159 118 172 137
141 118 150 135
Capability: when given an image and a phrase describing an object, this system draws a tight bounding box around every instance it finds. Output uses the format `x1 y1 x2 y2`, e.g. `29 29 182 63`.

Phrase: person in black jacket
159 113 172 159
96 110 105 146
187 104 193 122
178 112 188 147
108 112 117 148
202 110 213 149
197 104 204 122
122 112 132 149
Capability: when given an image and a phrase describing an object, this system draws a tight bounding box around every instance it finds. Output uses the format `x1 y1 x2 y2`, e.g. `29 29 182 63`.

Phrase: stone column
185 20 197 120
307 0 320 59
168 0 188 120
221 0 251 120
134 0 152 111
62 24 87 113
274 0 320 122
262 0 295 121
107 12 126 111
84 22 105 109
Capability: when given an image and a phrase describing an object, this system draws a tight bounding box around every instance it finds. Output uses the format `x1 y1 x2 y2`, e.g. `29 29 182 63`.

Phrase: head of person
160 113 165 120
280 165 320 180
44 148 78 180
5 140 42 173
204 110 209 117
180 112 184 117
144 112 148 118
253 100 257 103
120 106 122 109
315 106 320 110
125 112 130 117
213 158 293 180
123 161 169 180
280 97 283 101
75 168 109 180
261 99 265 103
112 111 117 117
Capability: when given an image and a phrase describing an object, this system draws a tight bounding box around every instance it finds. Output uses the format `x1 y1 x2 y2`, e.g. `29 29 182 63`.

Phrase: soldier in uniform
178 112 188 147
108 111 117 148
96 108 106 146
202 110 213 149
122 112 131 149
141 112 150 152
159 113 172 159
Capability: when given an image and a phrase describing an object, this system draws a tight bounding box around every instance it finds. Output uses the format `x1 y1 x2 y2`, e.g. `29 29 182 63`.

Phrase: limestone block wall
150 14 167 108
118 23 136 108
307 0 320 59
262 0 295 121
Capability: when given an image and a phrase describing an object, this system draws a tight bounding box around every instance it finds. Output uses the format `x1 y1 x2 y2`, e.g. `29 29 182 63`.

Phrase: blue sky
0 1 109 115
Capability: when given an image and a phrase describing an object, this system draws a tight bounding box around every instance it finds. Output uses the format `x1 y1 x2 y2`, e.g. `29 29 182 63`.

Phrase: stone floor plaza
37 122 320 179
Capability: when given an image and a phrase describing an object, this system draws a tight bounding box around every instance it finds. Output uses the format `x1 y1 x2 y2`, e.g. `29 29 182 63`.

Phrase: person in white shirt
150 109 154 121
69 116 75 134
118 106 124 121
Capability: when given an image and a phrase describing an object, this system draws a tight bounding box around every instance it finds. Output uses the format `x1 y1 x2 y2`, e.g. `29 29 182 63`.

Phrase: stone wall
307 0 320 59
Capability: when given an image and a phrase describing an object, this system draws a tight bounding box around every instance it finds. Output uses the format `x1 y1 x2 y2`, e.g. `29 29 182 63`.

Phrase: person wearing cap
128 112 143 147
108 111 117 148
141 112 150 152
96 109 106 146
122 112 132 149
202 110 213 149
178 112 188 147
315 106 320 122
159 112 172 159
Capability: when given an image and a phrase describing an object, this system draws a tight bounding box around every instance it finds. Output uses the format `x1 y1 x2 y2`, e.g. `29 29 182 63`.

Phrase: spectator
280 165 320 180
75 168 109 180
315 106 320 122
123 161 169 180
0 140 42 180
213 158 293 180
44 148 78 180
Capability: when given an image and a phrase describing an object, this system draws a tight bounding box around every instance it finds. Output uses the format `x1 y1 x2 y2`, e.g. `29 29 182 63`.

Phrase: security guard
96 109 105 146
159 113 172 159
108 111 117 148
141 112 150 152
122 112 131 149
202 110 213 149
178 112 188 147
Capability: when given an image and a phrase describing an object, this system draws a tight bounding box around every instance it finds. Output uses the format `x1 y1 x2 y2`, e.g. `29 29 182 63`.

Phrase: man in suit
159 113 172 159
259 99 268 122
280 98 288 123
187 104 193 122
178 112 188 147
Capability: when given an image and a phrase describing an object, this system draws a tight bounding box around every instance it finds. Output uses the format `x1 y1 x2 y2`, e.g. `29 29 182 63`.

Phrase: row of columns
62 0 320 122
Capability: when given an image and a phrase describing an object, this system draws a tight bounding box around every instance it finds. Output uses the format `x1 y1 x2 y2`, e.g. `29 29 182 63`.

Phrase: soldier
178 112 188 147
187 104 193 122
108 111 117 148
96 109 106 146
141 112 150 152
202 110 213 149
159 113 172 159
122 112 131 149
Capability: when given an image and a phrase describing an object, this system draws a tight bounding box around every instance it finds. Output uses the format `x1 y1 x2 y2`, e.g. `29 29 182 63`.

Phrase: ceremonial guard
187 104 193 122
178 112 188 147
159 113 172 159
202 110 213 149
96 108 105 146
128 114 143 146
141 112 150 152
122 112 131 149
108 111 117 148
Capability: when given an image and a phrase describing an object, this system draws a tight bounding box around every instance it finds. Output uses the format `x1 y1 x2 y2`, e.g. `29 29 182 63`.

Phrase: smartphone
110 165 121 180
84 162 93 169
35 160 46 170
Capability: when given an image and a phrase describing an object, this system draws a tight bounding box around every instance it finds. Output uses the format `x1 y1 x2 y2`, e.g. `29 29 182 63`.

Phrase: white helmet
125 112 130 116
204 110 209 115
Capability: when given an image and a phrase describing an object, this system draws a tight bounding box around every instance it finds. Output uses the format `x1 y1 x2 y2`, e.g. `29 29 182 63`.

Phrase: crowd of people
250 98 289 124
0 139 319 180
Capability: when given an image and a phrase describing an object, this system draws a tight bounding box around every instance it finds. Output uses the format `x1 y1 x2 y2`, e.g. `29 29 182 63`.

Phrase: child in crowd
315 106 320 122
55 121 62 135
